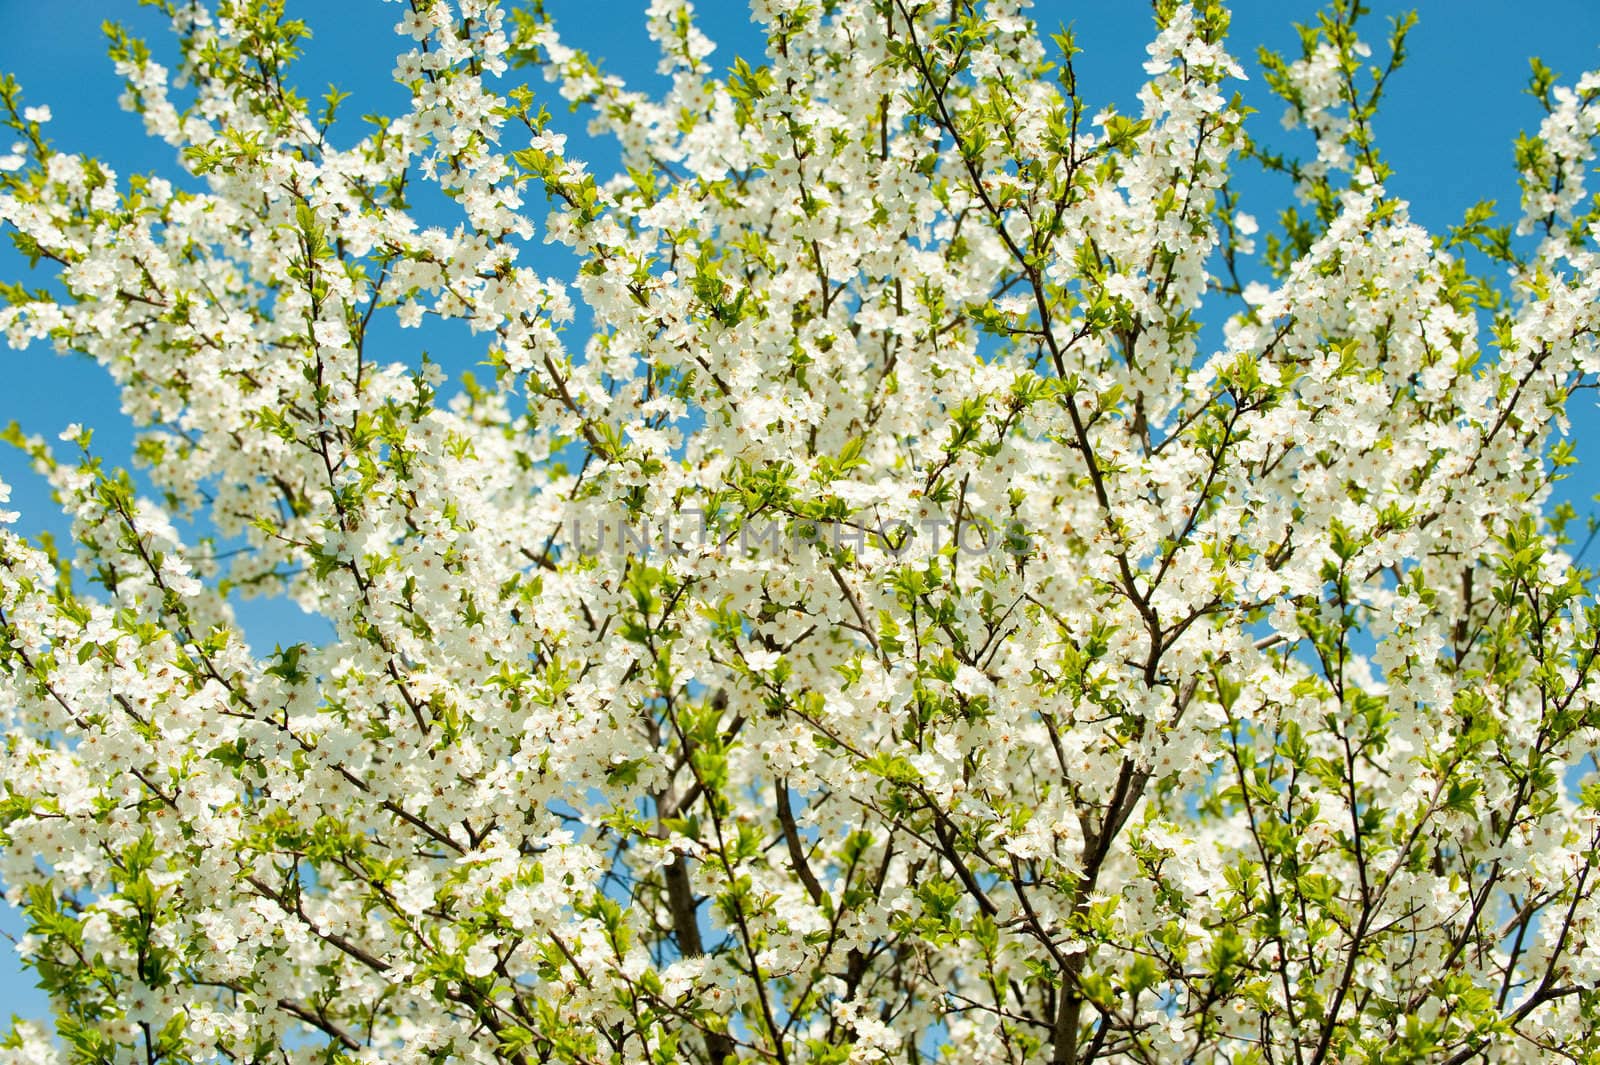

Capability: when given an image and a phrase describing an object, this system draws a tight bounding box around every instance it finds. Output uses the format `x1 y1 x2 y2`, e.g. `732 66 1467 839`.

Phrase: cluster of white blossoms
1 0 1599 1062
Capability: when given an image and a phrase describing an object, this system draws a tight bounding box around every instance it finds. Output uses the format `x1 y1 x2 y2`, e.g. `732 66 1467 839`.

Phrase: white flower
464 941 498 978
743 648 781 673
951 664 991 697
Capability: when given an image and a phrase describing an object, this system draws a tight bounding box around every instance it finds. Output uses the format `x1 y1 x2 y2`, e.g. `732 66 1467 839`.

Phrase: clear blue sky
2 0 1598 1031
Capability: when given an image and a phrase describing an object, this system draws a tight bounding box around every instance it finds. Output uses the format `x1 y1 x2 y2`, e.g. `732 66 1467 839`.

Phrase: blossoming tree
2 0 1599 1061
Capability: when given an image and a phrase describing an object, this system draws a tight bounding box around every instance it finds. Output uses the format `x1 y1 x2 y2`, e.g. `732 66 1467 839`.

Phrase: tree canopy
3 2 1600 1063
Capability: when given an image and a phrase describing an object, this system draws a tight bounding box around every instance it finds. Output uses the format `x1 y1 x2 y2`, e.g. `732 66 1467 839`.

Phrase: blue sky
1 0 1598 1032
